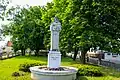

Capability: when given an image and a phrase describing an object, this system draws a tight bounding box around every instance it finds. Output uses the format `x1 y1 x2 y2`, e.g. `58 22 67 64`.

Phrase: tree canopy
43 0 120 63
3 6 45 55
3 0 120 63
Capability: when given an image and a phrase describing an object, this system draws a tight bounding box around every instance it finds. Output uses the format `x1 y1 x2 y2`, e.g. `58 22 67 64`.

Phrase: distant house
3 41 13 54
87 51 105 59
87 49 120 61
104 52 120 61
7 41 12 47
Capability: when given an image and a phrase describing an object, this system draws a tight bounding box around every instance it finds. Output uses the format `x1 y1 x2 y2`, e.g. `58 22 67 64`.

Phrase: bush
12 72 20 77
77 65 103 77
12 71 25 77
19 62 46 72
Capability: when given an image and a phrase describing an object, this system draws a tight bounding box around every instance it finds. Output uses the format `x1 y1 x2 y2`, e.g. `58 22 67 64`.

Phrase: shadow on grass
76 76 88 80
86 62 120 78
101 67 120 78
87 63 120 78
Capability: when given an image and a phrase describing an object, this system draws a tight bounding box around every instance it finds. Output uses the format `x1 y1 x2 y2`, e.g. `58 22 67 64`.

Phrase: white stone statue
48 17 62 68
50 17 61 51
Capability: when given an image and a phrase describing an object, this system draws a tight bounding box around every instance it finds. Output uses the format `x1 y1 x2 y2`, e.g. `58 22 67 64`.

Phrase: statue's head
50 17 61 31
54 17 59 23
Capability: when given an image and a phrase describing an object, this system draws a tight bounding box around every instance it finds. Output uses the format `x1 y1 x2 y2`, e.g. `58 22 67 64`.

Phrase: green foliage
77 65 103 77
12 72 21 77
0 56 120 80
41 2 55 50
3 0 120 63
0 0 12 40
0 29 2 41
0 0 11 21
3 6 46 55
19 62 46 72
51 0 120 63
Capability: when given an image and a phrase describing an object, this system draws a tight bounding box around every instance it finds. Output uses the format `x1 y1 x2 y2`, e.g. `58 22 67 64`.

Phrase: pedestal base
30 66 78 80
48 51 61 68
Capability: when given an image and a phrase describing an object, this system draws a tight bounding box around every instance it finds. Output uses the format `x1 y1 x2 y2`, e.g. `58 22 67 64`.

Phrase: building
4 41 13 54
7 41 12 47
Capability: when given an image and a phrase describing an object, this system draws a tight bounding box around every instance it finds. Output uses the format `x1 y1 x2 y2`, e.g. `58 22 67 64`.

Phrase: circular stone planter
30 66 78 80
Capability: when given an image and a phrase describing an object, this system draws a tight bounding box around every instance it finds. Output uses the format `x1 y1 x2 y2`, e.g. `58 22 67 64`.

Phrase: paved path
90 58 120 64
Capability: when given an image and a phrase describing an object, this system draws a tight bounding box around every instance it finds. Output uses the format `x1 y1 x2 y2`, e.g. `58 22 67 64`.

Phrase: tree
27 6 45 56
0 0 11 41
3 6 45 56
69 0 120 63
41 2 55 50
0 0 12 21
3 0 120 63
47 0 120 63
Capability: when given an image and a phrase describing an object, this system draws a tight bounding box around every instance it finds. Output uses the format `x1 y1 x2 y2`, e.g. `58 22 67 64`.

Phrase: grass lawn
0 56 120 80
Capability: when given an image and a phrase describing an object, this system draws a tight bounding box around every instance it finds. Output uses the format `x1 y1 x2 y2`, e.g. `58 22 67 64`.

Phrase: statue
50 17 61 51
47 17 62 68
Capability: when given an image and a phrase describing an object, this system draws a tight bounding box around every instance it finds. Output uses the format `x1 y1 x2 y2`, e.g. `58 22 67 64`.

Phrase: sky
11 0 52 6
0 0 52 47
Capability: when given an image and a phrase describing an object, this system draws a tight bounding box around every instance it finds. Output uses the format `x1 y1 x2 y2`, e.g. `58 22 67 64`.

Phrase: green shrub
12 71 25 77
12 72 20 77
19 62 46 72
77 65 103 77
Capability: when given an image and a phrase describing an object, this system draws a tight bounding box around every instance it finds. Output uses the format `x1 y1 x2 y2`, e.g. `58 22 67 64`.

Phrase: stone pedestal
30 66 78 80
48 51 61 68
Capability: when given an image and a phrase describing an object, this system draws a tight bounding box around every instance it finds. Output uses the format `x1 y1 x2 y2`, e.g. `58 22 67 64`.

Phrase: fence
88 58 120 71
0 52 20 60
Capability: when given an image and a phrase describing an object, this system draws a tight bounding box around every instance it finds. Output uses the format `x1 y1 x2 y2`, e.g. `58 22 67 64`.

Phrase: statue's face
53 26 57 30
52 23 61 31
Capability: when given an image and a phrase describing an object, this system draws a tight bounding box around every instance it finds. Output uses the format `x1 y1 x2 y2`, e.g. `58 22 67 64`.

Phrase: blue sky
0 0 52 47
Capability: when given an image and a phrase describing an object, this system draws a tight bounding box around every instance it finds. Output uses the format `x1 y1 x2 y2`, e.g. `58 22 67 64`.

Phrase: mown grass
0 56 120 80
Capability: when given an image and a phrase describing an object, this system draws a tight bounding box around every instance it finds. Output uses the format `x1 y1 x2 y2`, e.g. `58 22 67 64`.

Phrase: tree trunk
29 50 31 56
21 50 23 55
61 50 66 57
35 49 39 56
14 51 16 56
73 48 78 61
80 50 87 64
23 49 25 55
21 49 25 56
